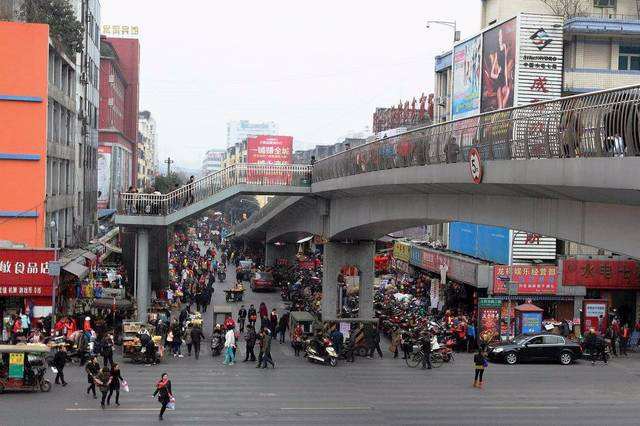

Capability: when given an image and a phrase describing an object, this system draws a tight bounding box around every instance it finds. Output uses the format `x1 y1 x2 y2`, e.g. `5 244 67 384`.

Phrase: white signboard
101 24 139 38
586 303 606 318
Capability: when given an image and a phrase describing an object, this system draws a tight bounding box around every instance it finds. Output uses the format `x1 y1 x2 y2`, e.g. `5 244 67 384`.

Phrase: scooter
304 337 338 367
210 334 224 356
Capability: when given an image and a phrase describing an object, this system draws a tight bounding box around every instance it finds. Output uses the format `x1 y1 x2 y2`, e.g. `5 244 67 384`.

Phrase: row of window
47 99 74 146
48 49 75 98
46 158 74 197
618 45 640 71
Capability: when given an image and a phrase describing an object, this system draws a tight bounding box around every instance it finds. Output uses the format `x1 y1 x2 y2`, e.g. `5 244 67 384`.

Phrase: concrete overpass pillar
136 228 150 323
265 242 298 267
322 241 375 322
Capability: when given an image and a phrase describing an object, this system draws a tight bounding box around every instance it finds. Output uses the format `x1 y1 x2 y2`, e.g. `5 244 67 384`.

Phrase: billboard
563 258 640 289
247 135 293 164
448 222 509 264
481 18 517 113
0 248 55 296
493 265 558 295
97 146 112 209
452 35 482 119
512 231 556 261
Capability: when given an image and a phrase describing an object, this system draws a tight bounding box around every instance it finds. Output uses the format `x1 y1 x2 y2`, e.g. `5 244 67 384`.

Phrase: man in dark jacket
243 325 257 362
238 305 247 333
190 325 205 359
366 325 383 358
85 356 100 398
330 327 344 356
53 346 68 386
420 332 432 370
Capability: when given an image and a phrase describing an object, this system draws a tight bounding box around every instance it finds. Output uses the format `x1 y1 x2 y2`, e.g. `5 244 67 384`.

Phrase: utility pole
164 157 174 176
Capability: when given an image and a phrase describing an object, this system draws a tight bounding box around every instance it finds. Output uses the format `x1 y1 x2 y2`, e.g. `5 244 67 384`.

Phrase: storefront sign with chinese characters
416 247 478 286
101 24 140 38
492 265 558 294
393 242 411 263
478 298 502 343
563 258 640 289
0 248 56 297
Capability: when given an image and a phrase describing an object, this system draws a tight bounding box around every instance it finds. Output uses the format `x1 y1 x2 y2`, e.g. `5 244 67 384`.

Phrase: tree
20 0 84 55
154 173 184 194
539 0 588 18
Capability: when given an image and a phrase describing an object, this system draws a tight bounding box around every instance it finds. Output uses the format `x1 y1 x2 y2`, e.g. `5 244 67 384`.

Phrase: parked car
488 334 582 365
250 272 275 291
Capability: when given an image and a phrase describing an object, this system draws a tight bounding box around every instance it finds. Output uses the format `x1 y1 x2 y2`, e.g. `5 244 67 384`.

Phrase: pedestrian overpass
115 84 640 321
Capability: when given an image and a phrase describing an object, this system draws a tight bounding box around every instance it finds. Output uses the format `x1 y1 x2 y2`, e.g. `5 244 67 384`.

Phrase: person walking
620 323 630 356
292 323 303 357
184 324 193 356
278 311 289 344
260 329 275 369
248 304 257 328
172 322 183 358
190 325 205 360
269 309 278 336
85 356 100 398
153 373 173 421
238 305 247 333
243 325 257 362
53 345 68 386
107 363 124 406
95 366 112 409
330 326 344 357
101 334 115 368
390 327 402 359
223 325 236 365
366 325 383 358
259 302 268 330
473 349 488 388
420 332 432 370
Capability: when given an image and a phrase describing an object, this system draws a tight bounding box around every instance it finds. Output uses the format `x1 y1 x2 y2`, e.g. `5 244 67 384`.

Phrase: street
3 261 640 426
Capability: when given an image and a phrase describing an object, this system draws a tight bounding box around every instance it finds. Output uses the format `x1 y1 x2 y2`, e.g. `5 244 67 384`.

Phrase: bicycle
405 350 444 368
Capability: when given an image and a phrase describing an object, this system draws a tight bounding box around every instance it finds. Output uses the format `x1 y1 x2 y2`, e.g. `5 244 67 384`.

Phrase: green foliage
154 173 185 194
20 0 84 55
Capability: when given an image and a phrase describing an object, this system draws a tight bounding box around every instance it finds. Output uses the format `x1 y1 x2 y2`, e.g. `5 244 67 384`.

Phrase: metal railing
117 163 313 216
312 84 640 182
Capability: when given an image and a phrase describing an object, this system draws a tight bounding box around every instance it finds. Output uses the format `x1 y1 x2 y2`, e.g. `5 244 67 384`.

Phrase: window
619 46 640 71
528 336 544 345
594 0 616 7
543 335 563 344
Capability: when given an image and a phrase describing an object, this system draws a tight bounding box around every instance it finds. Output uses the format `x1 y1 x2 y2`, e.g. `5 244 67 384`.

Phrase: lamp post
50 220 59 332
426 20 460 43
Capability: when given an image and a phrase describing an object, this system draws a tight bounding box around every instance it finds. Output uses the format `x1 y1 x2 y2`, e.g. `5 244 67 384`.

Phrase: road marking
479 406 560 410
65 407 159 411
280 406 372 411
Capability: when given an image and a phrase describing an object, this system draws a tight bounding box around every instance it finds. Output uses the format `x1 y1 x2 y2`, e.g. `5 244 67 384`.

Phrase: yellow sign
9 352 24 378
102 24 140 38
393 242 410 262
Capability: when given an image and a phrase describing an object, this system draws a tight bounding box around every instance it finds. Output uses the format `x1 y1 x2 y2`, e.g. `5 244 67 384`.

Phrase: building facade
201 148 225 175
137 110 158 189
226 120 278 148
97 35 140 209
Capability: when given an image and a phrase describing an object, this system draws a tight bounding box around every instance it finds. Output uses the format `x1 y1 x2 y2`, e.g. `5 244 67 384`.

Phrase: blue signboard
409 246 422 267
521 312 542 334
448 222 509 264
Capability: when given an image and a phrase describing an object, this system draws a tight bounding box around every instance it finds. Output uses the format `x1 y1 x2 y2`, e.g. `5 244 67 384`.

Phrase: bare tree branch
539 0 588 18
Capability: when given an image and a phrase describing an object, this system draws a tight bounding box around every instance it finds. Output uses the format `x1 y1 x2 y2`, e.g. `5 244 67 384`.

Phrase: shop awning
490 295 574 301
82 251 97 261
62 261 89 279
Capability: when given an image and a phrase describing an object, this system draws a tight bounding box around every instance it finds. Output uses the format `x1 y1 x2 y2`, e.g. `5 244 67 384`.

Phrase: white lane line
280 406 372 411
479 406 560 410
65 407 159 411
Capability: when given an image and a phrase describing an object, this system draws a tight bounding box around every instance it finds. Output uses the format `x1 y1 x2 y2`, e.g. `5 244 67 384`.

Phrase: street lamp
49 220 59 333
426 20 460 43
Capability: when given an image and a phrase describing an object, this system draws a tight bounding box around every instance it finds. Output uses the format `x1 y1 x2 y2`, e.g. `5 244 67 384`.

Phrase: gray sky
102 0 481 170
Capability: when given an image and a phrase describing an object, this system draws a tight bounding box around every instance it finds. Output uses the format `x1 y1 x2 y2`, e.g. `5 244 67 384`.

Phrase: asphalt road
4 243 640 425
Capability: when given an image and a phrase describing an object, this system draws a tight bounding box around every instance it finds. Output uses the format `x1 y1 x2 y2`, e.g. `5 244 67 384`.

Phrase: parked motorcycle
304 337 338 367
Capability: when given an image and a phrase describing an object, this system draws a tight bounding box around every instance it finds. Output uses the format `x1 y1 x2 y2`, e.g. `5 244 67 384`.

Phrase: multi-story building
226 120 278 148
72 0 100 244
137 110 158 188
97 35 140 208
201 148 225 175
292 137 368 164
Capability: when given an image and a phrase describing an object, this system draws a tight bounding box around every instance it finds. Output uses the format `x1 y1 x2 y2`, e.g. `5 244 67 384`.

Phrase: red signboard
247 135 293 164
563 258 640 289
493 265 558 294
0 248 56 297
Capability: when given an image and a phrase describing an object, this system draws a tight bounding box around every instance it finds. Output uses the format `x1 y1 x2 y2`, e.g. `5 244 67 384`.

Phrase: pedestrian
330 325 344 356
190 325 205 360
420 332 432 370
620 323 630 356
53 345 68 386
390 327 402 358
184 323 193 356
256 328 265 367
153 373 173 421
172 322 183 358
238 305 247 333
269 308 278 336
101 333 114 368
85 356 100 398
243 325 257 362
366 325 383 359
95 366 111 409
260 328 275 369
107 363 124 406
248 304 257 328
277 313 288 344
223 325 236 365
473 349 488 388
259 302 268 330
292 323 303 356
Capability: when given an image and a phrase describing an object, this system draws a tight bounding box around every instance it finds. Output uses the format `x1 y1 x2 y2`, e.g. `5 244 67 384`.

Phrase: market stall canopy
62 261 89 279
0 343 50 354
514 303 544 312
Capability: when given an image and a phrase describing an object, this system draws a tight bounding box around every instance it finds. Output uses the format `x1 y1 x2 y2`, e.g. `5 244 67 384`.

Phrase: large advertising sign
448 222 509 264
452 36 482 119
393 241 410 263
515 14 564 105
563 258 640 289
478 298 502 343
247 135 293 164
481 18 517 113
97 146 112 209
493 265 558 295
0 248 55 296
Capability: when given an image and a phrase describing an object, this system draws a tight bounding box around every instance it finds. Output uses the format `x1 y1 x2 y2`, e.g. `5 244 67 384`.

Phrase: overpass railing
117 163 312 216
312 84 640 182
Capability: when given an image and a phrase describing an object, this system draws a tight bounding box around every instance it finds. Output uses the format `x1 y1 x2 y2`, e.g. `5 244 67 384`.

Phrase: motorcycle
210 334 224 356
304 337 338 367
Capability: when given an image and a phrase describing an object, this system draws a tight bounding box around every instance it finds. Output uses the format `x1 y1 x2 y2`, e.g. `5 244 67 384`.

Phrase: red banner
493 265 558 295
0 248 56 297
563 258 640 289
247 135 293 164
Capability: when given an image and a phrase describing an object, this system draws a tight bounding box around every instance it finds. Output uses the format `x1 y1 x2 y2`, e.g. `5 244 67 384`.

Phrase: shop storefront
0 248 57 341
562 256 640 327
